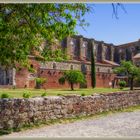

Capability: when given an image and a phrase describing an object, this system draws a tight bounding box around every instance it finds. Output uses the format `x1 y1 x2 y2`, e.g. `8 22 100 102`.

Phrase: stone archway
0 68 13 85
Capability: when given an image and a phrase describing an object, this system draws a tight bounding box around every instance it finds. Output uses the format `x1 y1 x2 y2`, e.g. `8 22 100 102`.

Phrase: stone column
111 45 114 61
124 49 127 60
66 37 70 58
8 69 12 85
79 37 85 60
91 39 97 62
66 37 73 60
93 44 97 62
12 68 16 86
118 48 125 61
101 42 106 60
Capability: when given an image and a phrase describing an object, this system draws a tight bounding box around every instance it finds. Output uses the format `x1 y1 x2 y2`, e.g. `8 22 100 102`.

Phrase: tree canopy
114 61 140 90
59 70 86 90
0 4 91 68
0 3 126 69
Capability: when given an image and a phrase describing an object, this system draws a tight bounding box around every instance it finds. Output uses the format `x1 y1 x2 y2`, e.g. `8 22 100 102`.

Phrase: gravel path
2 110 140 138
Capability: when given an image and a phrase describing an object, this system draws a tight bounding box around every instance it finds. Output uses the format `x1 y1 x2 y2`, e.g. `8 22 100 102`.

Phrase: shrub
35 78 47 89
23 91 31 98
36 78 46 85
12 85 16 89
28 67 36 73
118 80 126 89
1 93 10 98
58 76 65 85
81 93 85 96
57 93 63 96
41 92 47 97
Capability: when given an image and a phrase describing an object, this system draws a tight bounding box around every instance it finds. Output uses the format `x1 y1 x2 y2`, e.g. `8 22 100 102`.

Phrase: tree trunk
36 83 41 89
70 83 74 90
130 77 134 90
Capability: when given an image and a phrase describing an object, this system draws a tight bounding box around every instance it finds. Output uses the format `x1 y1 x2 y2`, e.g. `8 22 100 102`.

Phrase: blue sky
76 3 140 45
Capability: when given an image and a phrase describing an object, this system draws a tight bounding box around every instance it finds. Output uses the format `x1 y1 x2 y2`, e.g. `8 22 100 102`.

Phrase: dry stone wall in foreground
0 91 140 131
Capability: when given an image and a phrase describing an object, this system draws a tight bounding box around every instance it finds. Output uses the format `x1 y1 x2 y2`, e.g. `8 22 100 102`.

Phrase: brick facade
14 59 115 89
0 35 139 89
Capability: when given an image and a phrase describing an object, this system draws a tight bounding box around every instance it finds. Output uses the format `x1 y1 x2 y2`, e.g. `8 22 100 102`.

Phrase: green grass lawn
0 88 129 98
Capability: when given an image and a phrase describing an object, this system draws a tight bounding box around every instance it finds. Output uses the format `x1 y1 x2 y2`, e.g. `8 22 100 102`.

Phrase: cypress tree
90 40 96 88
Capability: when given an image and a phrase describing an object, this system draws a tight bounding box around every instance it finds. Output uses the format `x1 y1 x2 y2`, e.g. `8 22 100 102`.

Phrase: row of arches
114 46 140 63
69 38 114 62
0 68 12 85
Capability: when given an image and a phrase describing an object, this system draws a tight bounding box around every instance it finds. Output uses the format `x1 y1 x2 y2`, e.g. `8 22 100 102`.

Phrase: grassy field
0 88 129 98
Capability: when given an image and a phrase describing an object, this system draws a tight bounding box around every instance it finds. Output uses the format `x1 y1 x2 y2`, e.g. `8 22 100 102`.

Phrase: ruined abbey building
0 35 140 89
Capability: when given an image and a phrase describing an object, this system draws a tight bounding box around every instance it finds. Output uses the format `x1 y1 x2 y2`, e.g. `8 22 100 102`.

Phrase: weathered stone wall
40 61 114 73
0 91 140 131
66 36 115 62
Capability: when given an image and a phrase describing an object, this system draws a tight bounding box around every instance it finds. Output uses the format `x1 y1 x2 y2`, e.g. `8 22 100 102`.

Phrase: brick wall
15 58 40 88
15 68 29 88
39 69 80 89
38 69 115 89
14 59 115 89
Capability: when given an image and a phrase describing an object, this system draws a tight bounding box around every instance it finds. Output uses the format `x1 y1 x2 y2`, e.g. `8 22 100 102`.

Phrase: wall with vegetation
0 91 140 132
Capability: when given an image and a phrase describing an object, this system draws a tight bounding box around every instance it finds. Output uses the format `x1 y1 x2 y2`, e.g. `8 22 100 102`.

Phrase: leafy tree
0 3 126 70
0 4 91 68
135 73 140 85
59 70 86 90
114 61 140 90
90 40 96 88
118 80 126 89
42 48 68 62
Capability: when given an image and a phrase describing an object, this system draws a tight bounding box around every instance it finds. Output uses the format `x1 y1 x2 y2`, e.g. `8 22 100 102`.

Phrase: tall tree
90 40 96 88
114 61 140 90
